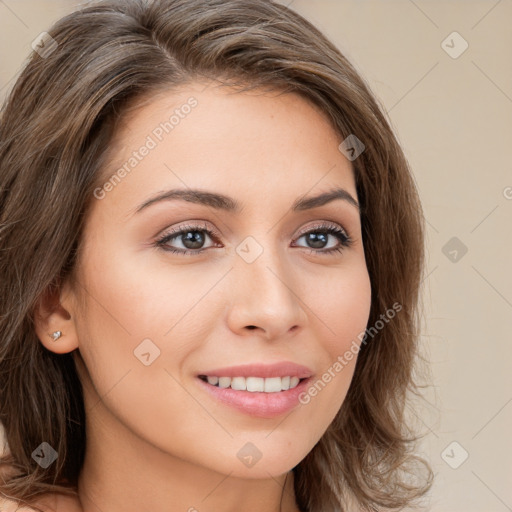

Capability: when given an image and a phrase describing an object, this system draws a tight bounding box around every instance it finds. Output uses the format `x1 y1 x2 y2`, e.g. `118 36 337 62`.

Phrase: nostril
246 325 257 330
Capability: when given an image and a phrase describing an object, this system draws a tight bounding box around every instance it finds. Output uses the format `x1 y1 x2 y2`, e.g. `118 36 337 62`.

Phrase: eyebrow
134 187 359 215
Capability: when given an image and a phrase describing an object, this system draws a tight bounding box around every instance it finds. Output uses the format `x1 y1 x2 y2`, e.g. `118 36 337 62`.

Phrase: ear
33 279 80 355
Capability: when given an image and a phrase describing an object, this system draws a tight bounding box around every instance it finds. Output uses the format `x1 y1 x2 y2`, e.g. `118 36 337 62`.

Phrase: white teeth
264 377 282 393
231 376 246 391
218 377 231 388
202 375 303 392
246 377 264 392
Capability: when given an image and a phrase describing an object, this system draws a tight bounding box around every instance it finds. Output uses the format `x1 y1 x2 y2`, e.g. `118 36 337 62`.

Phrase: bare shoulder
0 493 82 512
0 496 39 511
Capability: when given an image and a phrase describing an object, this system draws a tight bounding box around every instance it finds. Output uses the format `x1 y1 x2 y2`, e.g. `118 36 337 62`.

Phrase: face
55 82 372 479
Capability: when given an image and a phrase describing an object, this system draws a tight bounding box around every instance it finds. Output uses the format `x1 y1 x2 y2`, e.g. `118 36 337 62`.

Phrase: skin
33 81 372 512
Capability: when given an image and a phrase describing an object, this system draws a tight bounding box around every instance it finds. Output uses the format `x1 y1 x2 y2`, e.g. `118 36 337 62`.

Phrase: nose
225 244 308 341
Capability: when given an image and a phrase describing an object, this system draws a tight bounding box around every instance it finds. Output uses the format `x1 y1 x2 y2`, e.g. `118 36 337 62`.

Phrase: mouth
197 374 307 392
195 362 313 418
196 365 313 418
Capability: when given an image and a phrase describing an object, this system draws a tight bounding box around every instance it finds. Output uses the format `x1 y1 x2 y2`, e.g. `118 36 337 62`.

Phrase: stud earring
49 330 63 341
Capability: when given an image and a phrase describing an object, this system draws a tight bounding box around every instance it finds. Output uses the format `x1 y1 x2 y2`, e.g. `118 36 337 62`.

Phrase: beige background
1 1 511 511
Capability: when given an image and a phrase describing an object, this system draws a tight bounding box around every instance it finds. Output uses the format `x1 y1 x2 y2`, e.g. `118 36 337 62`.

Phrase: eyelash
154 221 353 256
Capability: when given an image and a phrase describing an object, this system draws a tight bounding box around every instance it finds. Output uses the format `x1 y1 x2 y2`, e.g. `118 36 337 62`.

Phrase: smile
198 375 302 392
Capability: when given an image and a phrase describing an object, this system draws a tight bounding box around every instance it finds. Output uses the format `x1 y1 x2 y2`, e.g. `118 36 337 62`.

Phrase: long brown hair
0 0 432 510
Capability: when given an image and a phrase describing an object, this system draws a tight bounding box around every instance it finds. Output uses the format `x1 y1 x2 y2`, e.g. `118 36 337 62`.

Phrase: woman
0 0 432 510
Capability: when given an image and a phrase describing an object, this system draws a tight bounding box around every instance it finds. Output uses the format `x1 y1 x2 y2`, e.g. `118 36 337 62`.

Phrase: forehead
91 82 357 218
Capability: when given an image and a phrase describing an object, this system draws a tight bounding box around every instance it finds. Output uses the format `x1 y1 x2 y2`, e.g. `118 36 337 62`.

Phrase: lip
195 361 314 419
197 361 314 379
196 375 312 418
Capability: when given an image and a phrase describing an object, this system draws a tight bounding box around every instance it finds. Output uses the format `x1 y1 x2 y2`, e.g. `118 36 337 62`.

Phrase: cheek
73 243 226 420
314 262 372 355
295 263 372 428
78 237 223 343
